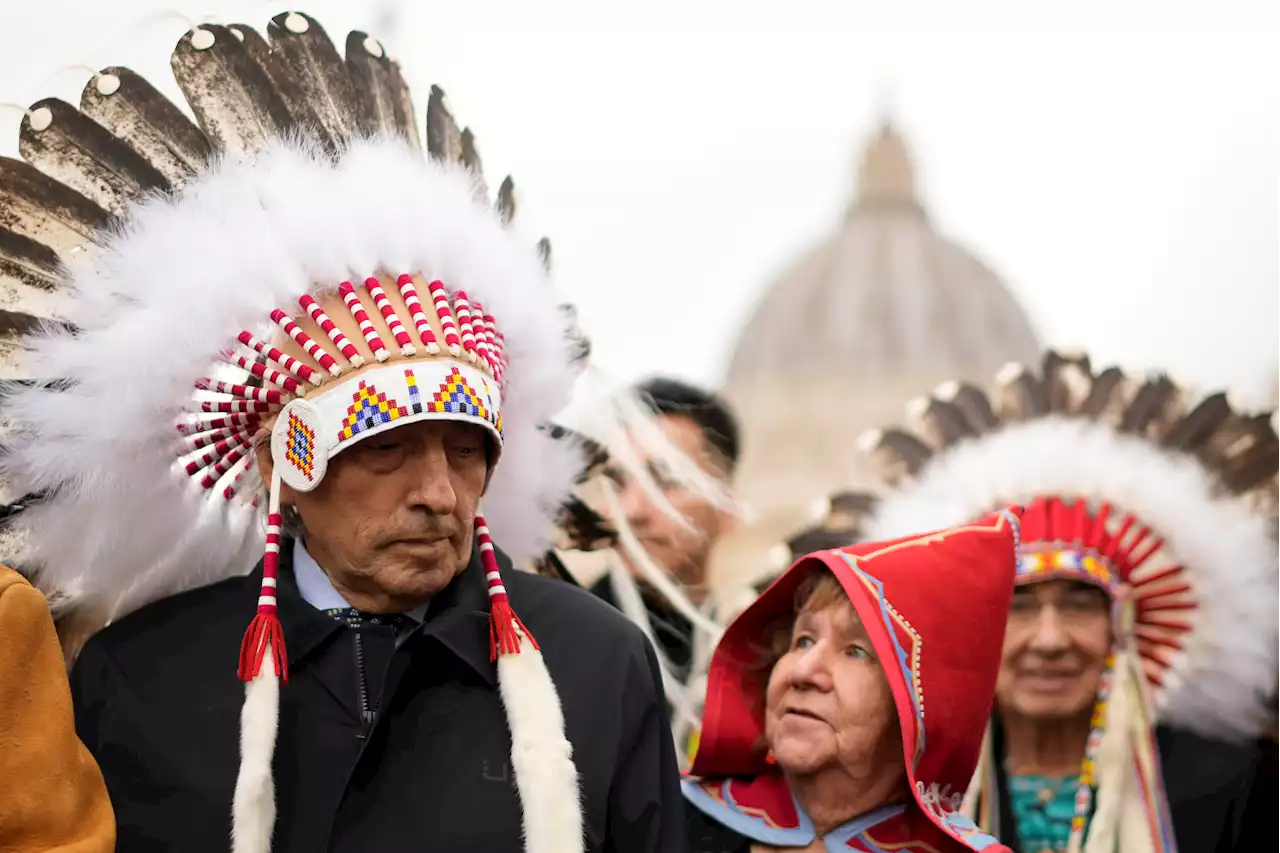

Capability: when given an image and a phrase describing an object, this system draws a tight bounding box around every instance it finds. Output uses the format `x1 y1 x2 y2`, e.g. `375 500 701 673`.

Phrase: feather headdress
0 12 588 853
782 349 1277 853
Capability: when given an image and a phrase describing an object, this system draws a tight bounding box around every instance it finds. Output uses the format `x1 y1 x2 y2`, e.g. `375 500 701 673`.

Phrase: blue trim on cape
681 778 905 851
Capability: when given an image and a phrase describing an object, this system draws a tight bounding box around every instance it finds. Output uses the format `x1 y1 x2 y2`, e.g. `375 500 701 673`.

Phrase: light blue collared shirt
293 539 430 640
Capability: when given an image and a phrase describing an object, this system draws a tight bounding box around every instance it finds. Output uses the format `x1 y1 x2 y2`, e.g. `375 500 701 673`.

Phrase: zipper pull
358 708 375 740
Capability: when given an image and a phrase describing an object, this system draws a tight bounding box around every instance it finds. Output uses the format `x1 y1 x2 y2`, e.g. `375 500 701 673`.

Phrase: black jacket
591 574 694 685
71 541 686 852
685 805 749 853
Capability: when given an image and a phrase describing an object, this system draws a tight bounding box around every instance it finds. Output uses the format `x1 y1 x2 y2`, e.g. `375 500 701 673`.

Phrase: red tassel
488 600 540 662
475 513 540 662
488 598 521 660
237 612 289 683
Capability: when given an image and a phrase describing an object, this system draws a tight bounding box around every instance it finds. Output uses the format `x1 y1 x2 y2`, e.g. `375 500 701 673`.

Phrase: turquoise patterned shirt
1007 773 1084 853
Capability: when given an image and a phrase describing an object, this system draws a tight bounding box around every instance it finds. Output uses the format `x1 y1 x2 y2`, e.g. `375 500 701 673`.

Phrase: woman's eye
369 441 399 453
792 635 814 651
845 645 871 660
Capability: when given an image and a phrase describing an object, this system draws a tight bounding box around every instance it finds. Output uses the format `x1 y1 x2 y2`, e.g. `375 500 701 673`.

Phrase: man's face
275 419 491 612
996 578 1113 720
604 414 732 588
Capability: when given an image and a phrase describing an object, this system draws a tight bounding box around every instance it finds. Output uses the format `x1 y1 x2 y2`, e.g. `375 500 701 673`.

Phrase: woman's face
764 591 903 781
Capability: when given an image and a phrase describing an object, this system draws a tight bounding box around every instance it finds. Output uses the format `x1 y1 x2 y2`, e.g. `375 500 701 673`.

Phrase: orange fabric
0 566 115 853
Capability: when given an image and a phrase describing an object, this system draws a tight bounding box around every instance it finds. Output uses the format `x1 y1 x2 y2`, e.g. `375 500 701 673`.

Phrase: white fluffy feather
497 640 584 853
866 416 1278 741
232 659 280 853
1 137 580 619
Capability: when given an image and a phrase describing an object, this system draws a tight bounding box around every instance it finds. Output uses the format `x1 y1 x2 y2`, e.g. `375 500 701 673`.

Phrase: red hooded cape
685 507 1022 852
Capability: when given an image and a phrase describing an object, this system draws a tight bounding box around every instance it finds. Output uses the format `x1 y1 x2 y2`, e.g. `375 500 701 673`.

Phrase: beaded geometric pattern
285 411 317 481
481 377 502 437
428 367 492 423
405 367 423 414
338 381 409 441
1018 548 1116 590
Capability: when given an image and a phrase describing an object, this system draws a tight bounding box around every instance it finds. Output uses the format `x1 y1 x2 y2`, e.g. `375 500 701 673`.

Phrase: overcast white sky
2 0 1277 402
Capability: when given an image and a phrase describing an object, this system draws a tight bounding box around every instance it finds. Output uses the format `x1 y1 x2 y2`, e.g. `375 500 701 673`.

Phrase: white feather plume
232 655 280 853
865 415 1278 742
497 640 584 853
1 136 581 619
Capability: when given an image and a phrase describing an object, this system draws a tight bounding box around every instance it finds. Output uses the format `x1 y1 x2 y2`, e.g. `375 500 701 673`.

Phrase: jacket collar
266 537 496 685
417 543 496 686
272 539 342 667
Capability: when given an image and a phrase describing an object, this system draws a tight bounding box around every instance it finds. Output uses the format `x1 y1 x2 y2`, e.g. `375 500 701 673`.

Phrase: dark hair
633 376 741 473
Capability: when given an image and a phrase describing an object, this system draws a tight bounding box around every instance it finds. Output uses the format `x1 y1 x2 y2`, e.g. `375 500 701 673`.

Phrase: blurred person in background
593 376 741 685
684 508 1023 853
853 350 1278 853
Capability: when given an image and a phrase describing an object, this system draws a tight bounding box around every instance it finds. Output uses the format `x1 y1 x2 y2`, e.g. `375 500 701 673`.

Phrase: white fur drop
232 650 280 853
497 638 584 853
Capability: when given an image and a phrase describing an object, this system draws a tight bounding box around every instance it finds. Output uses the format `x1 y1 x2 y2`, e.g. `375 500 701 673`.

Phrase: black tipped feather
79 67 212 186
171 24 294 153
0 157 112 253
425 85 464 166
1163 393 1234 454
874 428 934 479
996 368 1048 421
497 176 517 225
0 227 62 292
920 398 977 447
345 31 419 146
265 12 365 150
19 98 169 214
1118 375 1180 438
1078 366 1126 419
946 381 1000 433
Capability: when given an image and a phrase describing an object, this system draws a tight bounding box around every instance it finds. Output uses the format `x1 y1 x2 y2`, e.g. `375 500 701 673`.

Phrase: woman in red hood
685 507 1022 853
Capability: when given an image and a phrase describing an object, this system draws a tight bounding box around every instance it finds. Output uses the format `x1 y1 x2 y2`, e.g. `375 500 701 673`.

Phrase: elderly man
0 12 681 853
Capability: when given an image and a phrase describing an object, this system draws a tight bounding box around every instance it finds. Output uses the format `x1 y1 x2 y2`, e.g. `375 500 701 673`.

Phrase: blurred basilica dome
715 120 1041 590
